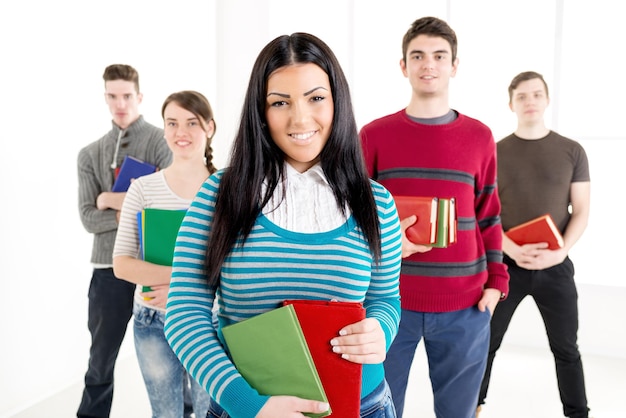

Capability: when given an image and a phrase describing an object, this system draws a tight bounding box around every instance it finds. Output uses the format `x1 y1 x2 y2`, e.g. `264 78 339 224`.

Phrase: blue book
112 155 157 192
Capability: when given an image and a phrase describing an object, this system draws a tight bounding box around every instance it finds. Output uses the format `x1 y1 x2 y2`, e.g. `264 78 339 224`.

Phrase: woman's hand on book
330 318 386 364
256 396 329 418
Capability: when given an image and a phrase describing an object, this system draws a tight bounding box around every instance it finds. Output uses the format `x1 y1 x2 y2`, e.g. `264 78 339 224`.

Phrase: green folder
139 208 186 293
222 305 331 418
141 208 186 266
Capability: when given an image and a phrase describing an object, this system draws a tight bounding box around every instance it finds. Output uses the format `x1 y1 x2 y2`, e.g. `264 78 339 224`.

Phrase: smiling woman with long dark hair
164 32 403 418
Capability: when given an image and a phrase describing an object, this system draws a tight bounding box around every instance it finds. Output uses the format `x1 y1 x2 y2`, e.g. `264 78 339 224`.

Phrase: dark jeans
77 268 134 418
479 256 590 418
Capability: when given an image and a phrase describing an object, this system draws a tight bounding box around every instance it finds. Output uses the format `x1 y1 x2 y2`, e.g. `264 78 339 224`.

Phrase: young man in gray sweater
76 64 171 418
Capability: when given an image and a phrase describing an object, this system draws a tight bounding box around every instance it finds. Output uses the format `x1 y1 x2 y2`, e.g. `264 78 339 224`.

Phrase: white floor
10 343 624 418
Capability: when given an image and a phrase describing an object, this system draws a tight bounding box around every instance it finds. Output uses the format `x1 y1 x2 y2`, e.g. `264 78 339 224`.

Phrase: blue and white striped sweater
165 171 402 418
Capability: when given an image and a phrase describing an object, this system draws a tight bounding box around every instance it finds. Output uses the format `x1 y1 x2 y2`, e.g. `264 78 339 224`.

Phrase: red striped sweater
360 110 509 312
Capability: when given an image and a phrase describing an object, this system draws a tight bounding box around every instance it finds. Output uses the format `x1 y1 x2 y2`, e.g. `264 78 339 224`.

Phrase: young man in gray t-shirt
477 71 591 418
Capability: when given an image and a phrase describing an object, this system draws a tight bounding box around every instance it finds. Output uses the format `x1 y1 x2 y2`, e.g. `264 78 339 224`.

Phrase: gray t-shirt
497 131 590 233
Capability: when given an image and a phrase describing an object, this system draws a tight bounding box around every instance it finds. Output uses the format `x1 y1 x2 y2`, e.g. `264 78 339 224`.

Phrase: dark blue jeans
479 256 590 418
77 268 134 418
384 306 491 418
205 379 396 418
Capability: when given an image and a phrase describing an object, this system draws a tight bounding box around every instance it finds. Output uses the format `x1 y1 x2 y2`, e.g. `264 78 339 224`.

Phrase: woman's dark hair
206 32 382 285
161 90 218 174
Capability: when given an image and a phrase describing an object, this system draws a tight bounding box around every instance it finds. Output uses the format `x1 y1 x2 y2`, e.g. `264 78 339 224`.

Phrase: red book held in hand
394 196 438 245
505 213 564 250
283 300 366 418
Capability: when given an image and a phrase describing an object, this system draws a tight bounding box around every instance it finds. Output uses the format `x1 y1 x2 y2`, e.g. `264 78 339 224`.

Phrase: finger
399 215 417 231
258 397 324 418
331 334 372 349
337 350 386 364
337 318 380 340
477 300 487 312
333 337 383 353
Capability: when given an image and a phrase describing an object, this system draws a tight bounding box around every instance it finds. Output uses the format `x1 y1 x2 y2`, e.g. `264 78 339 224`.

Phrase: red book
393 196 438 245
505 213 564 250
283 300 365 418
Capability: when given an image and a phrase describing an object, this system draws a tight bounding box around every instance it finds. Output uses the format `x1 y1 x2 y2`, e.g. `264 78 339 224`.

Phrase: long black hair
206 32 381 285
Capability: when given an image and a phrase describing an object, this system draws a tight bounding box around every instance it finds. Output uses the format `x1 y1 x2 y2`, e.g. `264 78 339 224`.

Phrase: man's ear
137 92 144 104
400 58 408 77
450 57 459 78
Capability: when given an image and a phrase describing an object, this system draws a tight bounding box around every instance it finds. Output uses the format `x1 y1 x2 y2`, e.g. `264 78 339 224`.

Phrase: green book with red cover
395 196 457 248
222 304 330 418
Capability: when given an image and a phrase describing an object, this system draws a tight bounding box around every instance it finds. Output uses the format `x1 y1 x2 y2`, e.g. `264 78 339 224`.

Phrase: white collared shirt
261 162 349 233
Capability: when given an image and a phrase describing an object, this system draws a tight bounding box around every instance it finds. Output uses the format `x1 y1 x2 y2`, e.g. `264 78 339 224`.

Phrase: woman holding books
112 90 217 417
164 33 403 418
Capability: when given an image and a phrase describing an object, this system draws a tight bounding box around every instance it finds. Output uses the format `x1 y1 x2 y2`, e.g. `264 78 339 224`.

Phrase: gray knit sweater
77 116 172 265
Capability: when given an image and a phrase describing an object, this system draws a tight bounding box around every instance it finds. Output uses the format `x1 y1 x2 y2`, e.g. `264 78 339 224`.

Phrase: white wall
1 0 624 416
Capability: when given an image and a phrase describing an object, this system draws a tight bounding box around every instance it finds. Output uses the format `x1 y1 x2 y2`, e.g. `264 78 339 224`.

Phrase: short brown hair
402 17 458 62
102 64 140 92
508 71 549 103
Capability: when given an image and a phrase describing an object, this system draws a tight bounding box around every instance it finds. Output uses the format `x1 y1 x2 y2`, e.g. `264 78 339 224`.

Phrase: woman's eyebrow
267 91 290 98
304 86 329 96
267 86 329 98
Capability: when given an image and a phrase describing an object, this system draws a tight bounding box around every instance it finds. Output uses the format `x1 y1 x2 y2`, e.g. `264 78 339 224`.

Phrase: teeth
291 132 315 140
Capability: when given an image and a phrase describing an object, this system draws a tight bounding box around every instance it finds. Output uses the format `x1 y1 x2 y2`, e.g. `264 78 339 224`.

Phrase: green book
432 198 451 248
141 208 187 265
431 197 458 248
222 305 331 418
140 208 186 292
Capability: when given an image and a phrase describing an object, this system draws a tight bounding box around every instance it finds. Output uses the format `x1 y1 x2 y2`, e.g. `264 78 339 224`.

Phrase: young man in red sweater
359 16 509 418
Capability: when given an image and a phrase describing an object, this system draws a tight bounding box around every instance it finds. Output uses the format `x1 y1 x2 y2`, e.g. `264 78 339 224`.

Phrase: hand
141 284 169 309
96 192 110 210
511 243 566 270
478 288 502 315
400 215 433 258
330 317 387 364
96 191 126 211
256 396 329 418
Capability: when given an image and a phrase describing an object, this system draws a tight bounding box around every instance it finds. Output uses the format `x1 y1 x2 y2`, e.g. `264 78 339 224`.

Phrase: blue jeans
384 306 491 418
360 380 396 418
205 379 396 418
480 256 590 418
77 268 134 418
133 301 211 418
